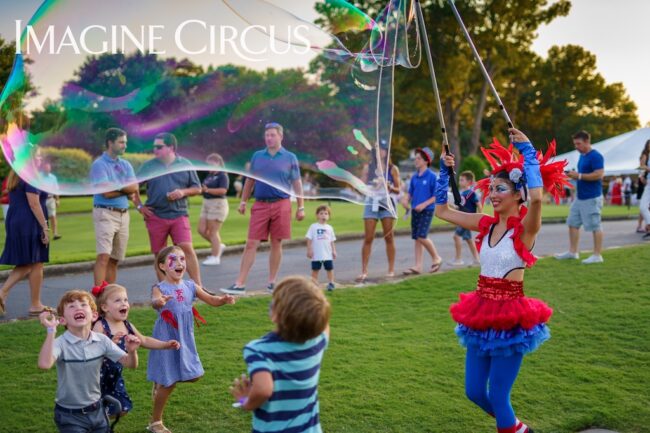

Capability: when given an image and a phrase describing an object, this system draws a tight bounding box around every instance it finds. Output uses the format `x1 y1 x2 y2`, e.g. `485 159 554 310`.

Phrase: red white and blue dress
450 208 552 357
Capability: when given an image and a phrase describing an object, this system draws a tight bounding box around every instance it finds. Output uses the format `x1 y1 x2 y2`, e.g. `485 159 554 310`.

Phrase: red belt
476 275 524 301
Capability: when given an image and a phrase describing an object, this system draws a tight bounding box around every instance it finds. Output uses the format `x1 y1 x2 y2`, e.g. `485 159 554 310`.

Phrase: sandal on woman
146 421 172 433
28 306 53 317
402 268 421 276
429 262 442 273
354 273 368 283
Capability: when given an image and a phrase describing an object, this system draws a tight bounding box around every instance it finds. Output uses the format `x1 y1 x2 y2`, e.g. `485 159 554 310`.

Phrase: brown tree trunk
470 61 496 155
470 79 490 155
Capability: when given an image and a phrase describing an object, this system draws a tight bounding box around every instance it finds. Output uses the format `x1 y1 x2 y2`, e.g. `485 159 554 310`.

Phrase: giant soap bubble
1 0 420 215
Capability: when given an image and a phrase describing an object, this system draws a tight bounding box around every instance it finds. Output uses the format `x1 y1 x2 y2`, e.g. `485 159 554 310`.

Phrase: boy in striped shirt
231 276 331 433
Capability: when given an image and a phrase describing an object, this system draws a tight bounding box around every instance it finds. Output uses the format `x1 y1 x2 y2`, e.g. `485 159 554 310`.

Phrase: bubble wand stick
447 0 514 129
413 0 461 206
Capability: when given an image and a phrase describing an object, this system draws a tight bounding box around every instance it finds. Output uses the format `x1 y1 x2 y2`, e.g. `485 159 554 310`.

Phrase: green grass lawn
0 245 648 433
0 196 639 267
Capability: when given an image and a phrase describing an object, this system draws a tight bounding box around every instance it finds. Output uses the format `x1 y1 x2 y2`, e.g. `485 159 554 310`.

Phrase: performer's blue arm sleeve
514 141 542 189
436 159 450 205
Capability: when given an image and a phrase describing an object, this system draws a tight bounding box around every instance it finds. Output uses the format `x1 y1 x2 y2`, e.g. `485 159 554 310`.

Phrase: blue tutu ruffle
455 323 550 357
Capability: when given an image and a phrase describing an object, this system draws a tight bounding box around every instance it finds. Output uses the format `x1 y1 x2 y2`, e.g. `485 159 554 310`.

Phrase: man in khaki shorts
89 128 138 286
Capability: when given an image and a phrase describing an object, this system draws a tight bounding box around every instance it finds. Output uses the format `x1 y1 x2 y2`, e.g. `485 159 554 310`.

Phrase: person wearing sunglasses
133 133 203 286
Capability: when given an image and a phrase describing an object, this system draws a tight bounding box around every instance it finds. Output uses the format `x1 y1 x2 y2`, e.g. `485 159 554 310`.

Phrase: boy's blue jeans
54 403 109 433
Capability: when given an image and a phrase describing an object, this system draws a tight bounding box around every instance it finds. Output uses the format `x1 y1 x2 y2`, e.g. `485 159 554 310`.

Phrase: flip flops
28 306 54 317
430 262 442 273
402 268 421 276
354 273 368 283
146 421 172 433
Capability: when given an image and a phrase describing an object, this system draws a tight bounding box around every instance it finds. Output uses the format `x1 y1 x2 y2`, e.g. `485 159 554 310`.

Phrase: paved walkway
0 219 646 321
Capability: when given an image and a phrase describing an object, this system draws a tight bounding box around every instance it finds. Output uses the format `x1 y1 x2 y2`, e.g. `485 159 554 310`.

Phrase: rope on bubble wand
414 0 462 207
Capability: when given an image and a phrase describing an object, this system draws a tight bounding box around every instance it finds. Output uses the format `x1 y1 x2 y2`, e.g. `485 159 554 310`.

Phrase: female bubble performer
434 128 569 433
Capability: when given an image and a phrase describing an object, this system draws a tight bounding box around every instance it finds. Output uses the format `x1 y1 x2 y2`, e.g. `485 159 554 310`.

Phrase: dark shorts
454 226 472 241
411 209 434 239
311 260 334 271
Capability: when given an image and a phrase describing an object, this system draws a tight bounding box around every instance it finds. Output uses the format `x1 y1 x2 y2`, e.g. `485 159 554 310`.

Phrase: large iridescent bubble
1 0 419 215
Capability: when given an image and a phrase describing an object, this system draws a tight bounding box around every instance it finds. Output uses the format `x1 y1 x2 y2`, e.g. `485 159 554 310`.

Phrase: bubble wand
413 0 461 206
447 0 514 129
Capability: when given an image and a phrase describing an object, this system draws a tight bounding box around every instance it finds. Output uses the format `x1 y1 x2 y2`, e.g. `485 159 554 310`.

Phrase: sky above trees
0 0 647 127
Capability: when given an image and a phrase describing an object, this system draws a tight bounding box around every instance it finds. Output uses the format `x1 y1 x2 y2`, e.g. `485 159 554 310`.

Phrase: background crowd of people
1 127 650 320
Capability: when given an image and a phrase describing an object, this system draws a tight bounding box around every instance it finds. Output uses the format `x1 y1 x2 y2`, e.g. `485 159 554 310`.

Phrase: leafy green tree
459 154 488 181
312 0 572 167
513 44 639 151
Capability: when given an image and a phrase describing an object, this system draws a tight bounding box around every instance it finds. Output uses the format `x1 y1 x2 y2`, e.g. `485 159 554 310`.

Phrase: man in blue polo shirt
221 122 305 295
402 147 443 275
133 133 203 285
555 130 605 264
89 128 138 286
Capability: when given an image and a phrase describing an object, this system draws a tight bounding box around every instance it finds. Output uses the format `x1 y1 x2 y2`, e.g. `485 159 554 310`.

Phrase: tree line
0 0 641 180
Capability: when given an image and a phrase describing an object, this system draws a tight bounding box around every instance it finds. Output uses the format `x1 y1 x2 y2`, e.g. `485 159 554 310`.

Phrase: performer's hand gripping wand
414 0 462 207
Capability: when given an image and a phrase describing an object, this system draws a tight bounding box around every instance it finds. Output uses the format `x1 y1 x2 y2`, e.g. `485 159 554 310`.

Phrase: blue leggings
465 346 523 429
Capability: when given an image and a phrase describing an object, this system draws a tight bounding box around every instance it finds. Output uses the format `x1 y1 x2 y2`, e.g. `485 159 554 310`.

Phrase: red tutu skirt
450 275 552 331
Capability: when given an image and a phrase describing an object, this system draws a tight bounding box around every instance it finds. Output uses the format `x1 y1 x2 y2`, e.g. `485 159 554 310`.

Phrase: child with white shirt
306 205 337 291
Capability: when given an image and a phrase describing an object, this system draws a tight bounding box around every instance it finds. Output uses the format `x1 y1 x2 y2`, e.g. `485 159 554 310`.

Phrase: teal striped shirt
244 332 328 433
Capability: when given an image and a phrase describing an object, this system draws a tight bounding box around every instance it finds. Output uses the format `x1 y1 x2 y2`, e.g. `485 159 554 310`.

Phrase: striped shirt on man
244 331 328 433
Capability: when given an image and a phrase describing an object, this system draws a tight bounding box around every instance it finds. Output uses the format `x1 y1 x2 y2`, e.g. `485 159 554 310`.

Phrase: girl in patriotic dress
91 283 181 417
434 128 569 433
146 245 236 433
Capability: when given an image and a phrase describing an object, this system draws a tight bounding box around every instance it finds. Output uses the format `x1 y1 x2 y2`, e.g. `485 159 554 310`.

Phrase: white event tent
553 127 650 176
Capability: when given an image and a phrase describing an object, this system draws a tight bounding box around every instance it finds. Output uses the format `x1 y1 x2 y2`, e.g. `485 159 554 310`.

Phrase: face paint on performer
488 183 514 195
489 178 521 213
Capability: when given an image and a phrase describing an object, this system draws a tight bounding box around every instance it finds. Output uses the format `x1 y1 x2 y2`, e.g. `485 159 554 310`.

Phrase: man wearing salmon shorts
221 122 304 294
133 132 203 285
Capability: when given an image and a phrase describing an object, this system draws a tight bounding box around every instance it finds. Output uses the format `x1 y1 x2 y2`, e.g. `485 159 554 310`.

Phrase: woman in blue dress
0 163 50 317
